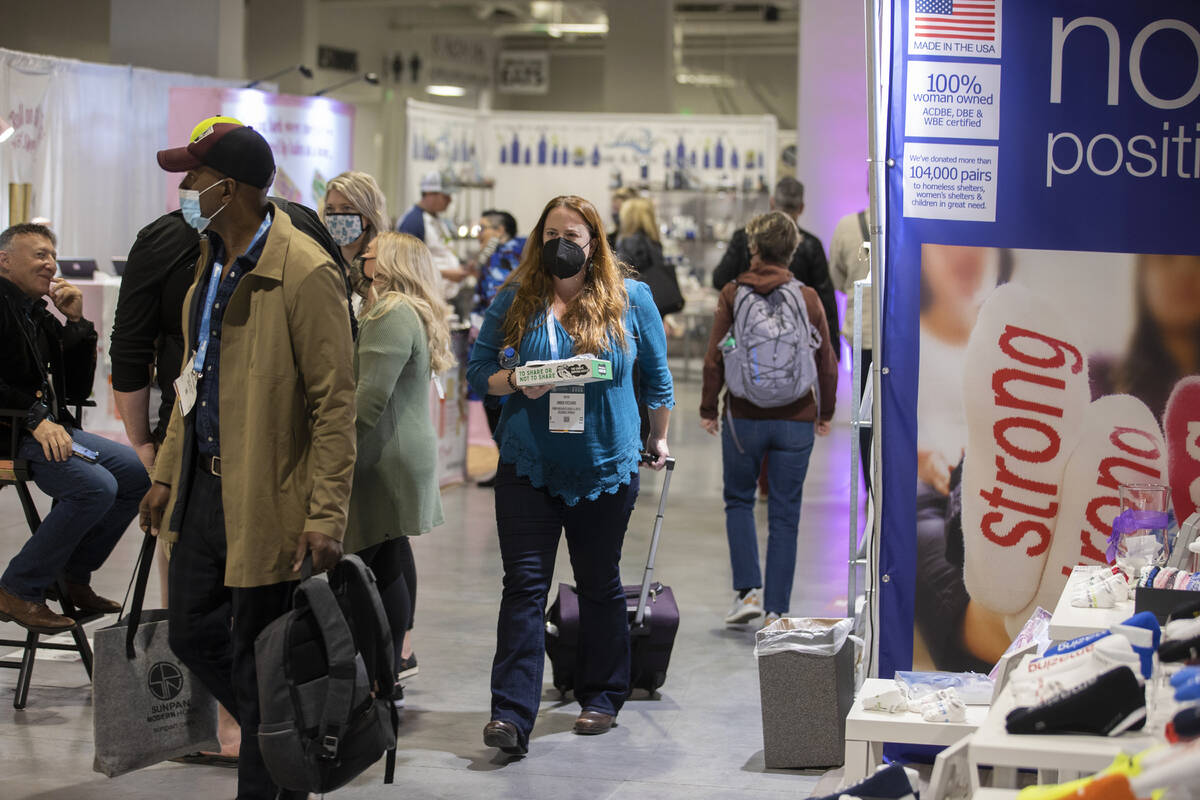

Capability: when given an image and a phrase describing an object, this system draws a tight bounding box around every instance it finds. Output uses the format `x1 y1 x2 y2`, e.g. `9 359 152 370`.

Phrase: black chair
0 404 102 709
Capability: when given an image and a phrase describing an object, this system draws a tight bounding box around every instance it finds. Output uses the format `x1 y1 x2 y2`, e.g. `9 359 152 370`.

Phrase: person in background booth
467 194 673 756
345 232 454 690
140 122 355 800
0 223 148 632
397 170 467 299
606 185 639 250
699 211 837 629
321 170 389 299
470 209 526 487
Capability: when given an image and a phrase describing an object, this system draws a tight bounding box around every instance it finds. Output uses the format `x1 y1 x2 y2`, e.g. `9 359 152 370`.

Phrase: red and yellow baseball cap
157 117 276 189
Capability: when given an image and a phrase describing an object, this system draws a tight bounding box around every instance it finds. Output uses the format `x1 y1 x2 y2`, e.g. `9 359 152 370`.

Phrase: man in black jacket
712 177 840 357
0 223 148 632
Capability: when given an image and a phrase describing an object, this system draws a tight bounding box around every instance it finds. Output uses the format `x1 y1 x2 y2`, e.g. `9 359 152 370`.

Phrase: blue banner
881 0 1200 677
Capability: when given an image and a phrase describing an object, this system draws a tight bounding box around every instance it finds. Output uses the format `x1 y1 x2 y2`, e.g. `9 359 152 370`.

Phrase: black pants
490 463 639 745
859 348 874 497
357 536 416 669
167 464 298 800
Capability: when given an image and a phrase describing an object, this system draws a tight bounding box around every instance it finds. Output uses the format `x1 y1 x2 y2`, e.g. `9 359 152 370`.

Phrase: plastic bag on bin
753 617 861 658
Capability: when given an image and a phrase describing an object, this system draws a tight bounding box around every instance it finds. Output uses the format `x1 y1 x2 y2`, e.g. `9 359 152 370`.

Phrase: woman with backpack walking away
699 210 838 628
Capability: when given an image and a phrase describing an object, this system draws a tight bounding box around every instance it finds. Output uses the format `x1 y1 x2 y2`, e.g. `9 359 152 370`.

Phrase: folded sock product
1038 611 1160 679
961 283 1091 615
1006 666 1146 736
1072 571 1129 609
1159 599 1200 663
862 686 908 714
1164 376 1200 524
1174 672 1200 702
812 763 917 800
919 693 967 723
1011 633 1142 706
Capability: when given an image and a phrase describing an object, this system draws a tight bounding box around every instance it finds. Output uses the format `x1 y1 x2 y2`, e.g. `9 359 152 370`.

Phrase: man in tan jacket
140 122 355 800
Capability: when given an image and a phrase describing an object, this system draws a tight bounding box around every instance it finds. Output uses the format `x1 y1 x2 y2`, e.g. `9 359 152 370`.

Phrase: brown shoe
482 720 527 755
573 710 616 735
0 586 75 633
62 582 122 615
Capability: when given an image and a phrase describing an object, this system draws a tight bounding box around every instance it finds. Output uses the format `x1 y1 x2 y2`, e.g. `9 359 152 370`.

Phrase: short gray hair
772 177 805 213
0 223 56 251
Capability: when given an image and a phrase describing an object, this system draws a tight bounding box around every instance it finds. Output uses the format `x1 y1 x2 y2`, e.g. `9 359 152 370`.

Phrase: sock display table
843 678 989 783
1048 566 1133 641
965 655 1157 791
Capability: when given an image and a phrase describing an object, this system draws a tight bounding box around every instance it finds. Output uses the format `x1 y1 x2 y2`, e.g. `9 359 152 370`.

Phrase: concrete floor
0 365 862 800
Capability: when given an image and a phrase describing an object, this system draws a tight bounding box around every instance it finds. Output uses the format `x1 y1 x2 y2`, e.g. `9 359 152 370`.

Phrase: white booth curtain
0 47 236 268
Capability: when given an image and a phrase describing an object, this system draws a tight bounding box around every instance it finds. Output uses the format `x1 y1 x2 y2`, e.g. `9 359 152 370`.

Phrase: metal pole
863 0 887 680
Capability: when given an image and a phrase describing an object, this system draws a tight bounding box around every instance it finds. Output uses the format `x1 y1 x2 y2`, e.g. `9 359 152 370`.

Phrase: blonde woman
616 196 683 317
467 195 674 755
321 170 389 286
344 232 454 688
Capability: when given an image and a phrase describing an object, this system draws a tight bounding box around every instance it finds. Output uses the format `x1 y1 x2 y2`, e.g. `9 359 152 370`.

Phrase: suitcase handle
633 455 674 628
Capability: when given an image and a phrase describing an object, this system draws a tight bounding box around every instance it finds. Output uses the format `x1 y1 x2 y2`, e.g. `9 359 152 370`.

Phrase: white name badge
175 355 198 416
548 385 585 433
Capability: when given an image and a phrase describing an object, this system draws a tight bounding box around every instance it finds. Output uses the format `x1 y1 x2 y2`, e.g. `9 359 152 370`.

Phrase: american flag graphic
914 0 997 41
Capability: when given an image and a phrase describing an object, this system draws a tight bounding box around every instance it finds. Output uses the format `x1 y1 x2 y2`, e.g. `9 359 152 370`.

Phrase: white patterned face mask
326 213 364 246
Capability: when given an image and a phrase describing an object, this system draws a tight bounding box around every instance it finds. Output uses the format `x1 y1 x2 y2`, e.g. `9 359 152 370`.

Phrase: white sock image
1005 395 1166 631
962 283 1091 613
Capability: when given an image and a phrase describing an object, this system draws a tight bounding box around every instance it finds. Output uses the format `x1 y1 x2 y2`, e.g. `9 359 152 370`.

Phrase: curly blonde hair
501 196 633 355
365 232 456 373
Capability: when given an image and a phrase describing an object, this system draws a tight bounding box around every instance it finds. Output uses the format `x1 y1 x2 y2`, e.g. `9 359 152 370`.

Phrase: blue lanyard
192 211 273 376
192 262 224 375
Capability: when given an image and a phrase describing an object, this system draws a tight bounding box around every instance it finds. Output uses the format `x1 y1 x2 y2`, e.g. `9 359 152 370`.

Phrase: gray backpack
721 280 822 409
254 555 399 794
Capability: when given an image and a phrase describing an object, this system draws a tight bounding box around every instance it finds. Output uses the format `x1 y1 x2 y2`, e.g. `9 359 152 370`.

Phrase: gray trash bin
755 617 857 769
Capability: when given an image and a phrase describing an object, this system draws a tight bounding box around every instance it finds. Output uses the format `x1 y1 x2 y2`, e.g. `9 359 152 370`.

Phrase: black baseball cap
157 122 276 189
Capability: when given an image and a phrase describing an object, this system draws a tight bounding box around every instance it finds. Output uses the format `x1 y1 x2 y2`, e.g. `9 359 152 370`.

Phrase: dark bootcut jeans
490 462 639 749
1 428 148 601
166 463 301 800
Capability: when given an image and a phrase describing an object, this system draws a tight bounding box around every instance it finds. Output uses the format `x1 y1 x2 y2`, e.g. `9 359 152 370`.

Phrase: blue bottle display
524 147 531 164
715 138 725 169
538 134 547 165
731 149 739 169
591 145 601 167
510 133 520 166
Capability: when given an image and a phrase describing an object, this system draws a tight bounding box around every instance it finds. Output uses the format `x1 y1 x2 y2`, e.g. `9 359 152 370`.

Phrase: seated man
0 223 149 631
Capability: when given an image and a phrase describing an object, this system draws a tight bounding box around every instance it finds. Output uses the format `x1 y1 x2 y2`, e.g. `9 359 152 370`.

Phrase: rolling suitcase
545 455 679 696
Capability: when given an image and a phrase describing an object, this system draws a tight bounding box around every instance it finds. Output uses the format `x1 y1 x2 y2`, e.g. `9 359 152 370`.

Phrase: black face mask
542 237 588 280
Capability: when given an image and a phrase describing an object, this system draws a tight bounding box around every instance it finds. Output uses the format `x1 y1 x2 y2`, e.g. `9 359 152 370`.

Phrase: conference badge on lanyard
546 309 585 434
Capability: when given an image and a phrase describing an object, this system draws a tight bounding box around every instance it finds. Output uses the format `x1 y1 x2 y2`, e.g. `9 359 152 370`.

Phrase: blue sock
1175 673 1200 702
1170 667 1200 688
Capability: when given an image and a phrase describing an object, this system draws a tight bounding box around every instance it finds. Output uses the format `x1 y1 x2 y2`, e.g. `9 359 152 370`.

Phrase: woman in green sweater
345 231 455 686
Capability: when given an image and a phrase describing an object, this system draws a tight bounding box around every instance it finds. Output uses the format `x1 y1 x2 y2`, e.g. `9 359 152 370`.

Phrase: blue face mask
179 180 227 232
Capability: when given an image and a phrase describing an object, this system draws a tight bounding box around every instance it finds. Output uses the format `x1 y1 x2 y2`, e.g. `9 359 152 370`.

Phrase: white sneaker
760 612 782 630
724 589 763 624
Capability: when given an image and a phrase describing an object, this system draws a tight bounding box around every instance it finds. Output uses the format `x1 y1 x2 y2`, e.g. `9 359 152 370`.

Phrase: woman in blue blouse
467 195 674 755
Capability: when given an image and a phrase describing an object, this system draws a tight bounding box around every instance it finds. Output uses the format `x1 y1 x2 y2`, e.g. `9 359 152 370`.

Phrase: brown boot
63 583 122 615
0 586 75 633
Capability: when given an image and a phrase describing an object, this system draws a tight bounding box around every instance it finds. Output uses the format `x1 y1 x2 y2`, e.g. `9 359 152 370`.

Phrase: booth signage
878 0 1200 677
497 51 550 95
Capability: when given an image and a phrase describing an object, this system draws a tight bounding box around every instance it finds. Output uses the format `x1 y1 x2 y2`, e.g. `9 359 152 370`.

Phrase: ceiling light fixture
426 84 467 97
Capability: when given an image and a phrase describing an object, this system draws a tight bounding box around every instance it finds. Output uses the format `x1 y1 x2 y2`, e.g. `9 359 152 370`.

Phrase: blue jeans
721 417 815 615
1 428 148 601
491 462 639 747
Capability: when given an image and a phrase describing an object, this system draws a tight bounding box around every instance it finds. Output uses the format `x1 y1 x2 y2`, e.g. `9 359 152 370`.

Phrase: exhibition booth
3 0 1200 792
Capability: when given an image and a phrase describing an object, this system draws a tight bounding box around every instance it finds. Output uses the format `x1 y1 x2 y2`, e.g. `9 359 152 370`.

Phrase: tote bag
93 532 219 777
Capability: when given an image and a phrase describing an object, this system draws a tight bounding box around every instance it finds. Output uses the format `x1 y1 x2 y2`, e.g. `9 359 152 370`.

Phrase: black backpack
254 555 399 793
